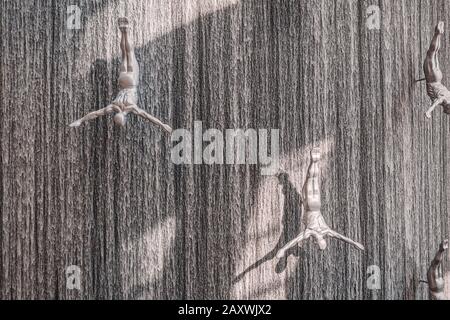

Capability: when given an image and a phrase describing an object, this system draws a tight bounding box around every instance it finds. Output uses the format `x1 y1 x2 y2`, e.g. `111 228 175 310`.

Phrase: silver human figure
69 17 172 133
276 148 364 259
423 21 450 118
427 239 450 300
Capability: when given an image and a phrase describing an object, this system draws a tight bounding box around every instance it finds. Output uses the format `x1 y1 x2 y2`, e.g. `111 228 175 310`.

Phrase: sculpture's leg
125 31 139 75
125 105 172 133
119 24 127 73
326 229 365 251
119 18 139 78
69 105 120 127
424 22 444 83
276 230 312 259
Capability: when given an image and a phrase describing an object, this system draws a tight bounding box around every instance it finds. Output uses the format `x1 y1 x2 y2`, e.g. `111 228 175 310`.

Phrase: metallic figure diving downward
276 148 364 258
69 17 172 133
424 22 450 118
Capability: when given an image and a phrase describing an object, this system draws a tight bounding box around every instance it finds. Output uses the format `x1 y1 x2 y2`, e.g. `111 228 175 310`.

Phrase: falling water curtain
0 0 449 300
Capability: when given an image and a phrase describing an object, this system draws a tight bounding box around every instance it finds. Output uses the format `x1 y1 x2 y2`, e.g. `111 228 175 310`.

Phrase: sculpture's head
443 98 450 113
113 113 127 127
311 147 321 163
313 233 327 250
444 105 450 115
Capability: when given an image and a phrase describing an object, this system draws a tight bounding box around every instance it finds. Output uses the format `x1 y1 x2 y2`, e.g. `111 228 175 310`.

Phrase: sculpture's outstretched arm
426 97 445 118
276 230 312 259
69 105 121 127
125 105 172 133
325 229 365 251
427 240 448 294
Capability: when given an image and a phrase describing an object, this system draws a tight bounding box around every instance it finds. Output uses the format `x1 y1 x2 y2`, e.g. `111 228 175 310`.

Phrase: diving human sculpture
69 17 172 133
423 21 450 118
276 148 365 258
427 239 450 300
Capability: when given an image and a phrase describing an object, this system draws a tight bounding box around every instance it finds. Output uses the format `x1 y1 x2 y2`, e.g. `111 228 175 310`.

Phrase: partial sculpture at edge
69 17 172 133
427 239 449 300
423 21 450 118
276 148 365 258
